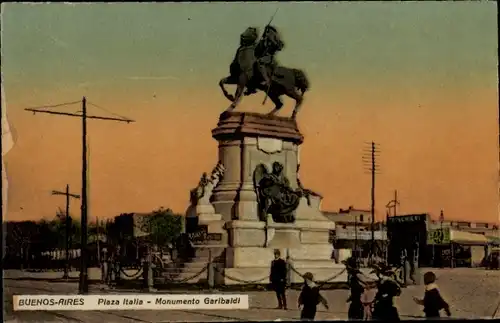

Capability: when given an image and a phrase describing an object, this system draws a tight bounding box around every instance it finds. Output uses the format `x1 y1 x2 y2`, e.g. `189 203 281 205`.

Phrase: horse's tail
294 69 310 94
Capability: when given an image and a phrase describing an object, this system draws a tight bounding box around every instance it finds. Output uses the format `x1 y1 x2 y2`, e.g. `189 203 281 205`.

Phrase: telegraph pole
363 141 381 261
385 190 400 217
51 185 80 279
25 97 134 294
385 190 399 264
354 214 358 263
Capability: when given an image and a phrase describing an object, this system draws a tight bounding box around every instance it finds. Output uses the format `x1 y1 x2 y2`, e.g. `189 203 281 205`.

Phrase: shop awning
450 230 488 245
486 235 500 246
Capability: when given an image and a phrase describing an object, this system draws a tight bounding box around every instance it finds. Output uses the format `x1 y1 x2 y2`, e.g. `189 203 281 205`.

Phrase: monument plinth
207 111 343 285
211 112 303 222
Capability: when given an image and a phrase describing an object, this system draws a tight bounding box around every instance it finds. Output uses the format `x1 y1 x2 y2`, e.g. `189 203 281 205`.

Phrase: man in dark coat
344 257 365 320
270 249 288 309
298 272 329 320
371 263 402 321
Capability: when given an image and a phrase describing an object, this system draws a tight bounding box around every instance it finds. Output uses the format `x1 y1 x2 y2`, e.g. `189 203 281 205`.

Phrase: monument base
221 217 339 285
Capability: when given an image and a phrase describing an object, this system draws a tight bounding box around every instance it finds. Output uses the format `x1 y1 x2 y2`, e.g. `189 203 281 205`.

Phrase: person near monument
270 249 288 309
371 263 402 321
298 272 329 320
344 257 365 320
413 271 451 319
361 283 376 320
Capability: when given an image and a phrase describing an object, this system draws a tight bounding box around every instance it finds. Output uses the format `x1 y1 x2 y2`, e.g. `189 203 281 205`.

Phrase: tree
147 207 183 248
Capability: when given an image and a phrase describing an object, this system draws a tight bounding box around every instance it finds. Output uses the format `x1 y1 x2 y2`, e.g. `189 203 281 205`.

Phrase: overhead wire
23 98 134 122
25 100 82 110
86 100 132 122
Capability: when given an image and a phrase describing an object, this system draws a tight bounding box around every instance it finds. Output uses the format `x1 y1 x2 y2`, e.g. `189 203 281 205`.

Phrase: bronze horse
218 28 310 119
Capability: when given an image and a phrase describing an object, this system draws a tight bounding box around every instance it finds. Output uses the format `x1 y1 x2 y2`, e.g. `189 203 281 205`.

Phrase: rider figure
245 25 284 95
229 27 259 81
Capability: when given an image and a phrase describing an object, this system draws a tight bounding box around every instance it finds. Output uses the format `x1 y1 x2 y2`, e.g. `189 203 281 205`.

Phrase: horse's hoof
227 95 235 102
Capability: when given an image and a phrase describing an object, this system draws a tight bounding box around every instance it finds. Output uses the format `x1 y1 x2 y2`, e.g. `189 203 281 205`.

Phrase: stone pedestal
211 112 303 222
223 215 344 284
210 112 341 285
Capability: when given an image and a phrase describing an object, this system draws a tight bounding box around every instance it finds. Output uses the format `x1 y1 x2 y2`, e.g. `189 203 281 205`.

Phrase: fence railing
98 257 350 291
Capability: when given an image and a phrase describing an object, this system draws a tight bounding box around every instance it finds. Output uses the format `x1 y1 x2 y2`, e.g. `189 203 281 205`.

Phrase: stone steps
156 247 226 283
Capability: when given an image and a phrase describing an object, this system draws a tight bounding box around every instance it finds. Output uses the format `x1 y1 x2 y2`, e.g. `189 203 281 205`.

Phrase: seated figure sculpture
253 161 303 223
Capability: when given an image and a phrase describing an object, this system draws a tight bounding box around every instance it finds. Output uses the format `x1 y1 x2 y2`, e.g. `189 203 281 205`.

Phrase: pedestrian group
270 250 451 321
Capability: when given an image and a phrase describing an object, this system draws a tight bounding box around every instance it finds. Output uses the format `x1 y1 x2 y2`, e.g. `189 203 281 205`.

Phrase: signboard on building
387 214 428 225
427 228 451 245
188 225 222 245
335 229 387 241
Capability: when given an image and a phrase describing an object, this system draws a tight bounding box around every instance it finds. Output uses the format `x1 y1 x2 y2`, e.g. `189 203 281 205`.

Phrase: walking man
270 249 288 309
344 257 365 320
298 272 329 320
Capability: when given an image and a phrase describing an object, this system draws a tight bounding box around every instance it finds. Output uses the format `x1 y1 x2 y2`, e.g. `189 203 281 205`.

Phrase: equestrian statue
218 15 309 120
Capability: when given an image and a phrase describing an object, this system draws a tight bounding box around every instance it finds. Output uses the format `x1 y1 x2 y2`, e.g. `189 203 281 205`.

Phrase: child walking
298 272 329 321
361 282 377 320
413 271 451 319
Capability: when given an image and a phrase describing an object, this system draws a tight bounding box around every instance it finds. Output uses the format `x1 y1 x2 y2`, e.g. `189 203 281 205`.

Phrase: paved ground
4 268 500 322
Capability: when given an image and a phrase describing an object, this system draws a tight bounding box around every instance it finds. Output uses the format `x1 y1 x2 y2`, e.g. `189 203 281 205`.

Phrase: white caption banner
13 294 249 311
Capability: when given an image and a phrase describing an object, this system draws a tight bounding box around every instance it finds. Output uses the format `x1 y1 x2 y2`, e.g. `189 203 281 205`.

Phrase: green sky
3 2 497 92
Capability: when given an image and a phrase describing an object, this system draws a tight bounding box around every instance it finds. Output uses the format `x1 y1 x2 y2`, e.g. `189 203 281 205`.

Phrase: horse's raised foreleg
219 77 236 102
225 74 248 112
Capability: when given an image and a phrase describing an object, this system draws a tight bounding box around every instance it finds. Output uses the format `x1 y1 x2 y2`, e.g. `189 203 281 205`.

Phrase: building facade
322 207 387 265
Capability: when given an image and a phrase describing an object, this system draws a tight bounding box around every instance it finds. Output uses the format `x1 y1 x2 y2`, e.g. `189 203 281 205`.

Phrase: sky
1 2 498 223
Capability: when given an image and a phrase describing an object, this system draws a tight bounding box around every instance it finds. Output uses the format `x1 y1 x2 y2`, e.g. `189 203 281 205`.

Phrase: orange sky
2 3 499 223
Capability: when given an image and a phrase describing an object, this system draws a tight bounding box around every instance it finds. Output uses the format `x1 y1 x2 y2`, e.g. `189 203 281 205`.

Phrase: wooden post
147 245 155 292
208 248 214 290
370 142 376 260
451 243 455 268
354 215 358 263
24 97 134 294
286 248 291 286
79 97 89 294
51 185 80 279
97 217 100 264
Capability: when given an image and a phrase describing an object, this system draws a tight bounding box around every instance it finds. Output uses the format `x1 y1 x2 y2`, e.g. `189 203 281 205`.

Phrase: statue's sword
262 8 279 106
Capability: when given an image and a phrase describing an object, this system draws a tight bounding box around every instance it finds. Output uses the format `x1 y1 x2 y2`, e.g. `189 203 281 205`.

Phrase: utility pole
363 141 381 262
393 190 398 216
25 97 134 294
354 214 358 263
385 190 400 217
51 185 80 279
385 191 400 266
96 217 100 265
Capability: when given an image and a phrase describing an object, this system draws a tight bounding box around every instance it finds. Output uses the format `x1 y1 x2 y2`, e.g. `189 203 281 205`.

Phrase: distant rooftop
322 206 371 215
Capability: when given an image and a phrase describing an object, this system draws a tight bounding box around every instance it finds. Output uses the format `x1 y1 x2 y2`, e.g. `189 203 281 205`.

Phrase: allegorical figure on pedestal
218 11 310 119
253 161 303 223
